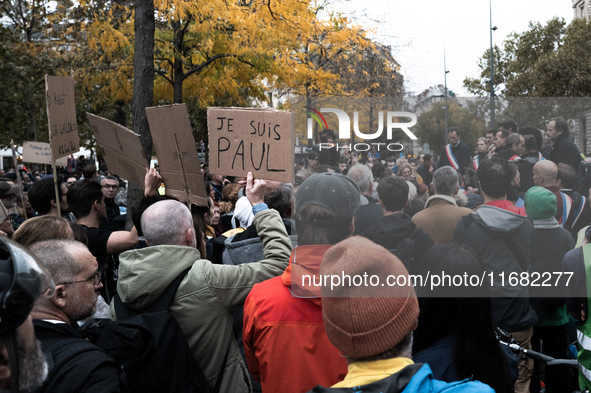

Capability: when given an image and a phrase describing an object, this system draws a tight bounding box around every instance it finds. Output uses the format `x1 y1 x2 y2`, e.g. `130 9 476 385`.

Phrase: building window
581 5 585 18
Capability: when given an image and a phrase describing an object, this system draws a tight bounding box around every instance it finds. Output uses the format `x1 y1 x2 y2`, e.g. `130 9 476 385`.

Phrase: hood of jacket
533 217 560 229
281 245 332 307
473 205 530 237
116 245 200 310
364 213 418 245
234 196 254 228
224 218 296 266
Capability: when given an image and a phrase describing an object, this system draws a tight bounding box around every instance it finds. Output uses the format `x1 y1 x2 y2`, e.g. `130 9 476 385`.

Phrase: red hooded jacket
243 245 348 393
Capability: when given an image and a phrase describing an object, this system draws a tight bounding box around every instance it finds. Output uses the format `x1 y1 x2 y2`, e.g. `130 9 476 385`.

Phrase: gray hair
264 183 294 218
507 133 522 149
141 200 193 246
29 240 87 284
346 164 372 193
100 175 119 186
432 167 459 196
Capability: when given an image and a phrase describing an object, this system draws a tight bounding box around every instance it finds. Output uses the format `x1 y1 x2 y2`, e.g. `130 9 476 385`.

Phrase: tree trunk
129 0 155 229
27 86 37 141
172 20 184 104
132 0 154 158
173 75 183 103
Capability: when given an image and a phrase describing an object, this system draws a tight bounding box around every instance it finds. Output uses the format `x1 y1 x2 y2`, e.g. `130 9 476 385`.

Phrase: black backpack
385 227 422 273
78 269 214 393
35 334 127 393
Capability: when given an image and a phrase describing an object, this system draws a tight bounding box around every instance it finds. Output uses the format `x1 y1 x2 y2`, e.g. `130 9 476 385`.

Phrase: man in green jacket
109 172 292 393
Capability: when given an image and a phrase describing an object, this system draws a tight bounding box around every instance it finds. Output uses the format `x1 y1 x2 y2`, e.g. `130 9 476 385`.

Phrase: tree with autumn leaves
1 0 404 153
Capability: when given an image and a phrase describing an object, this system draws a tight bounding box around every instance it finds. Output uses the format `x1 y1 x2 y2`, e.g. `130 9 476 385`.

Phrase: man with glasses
0 203 14 238
100 176 121 230
29 239 124 392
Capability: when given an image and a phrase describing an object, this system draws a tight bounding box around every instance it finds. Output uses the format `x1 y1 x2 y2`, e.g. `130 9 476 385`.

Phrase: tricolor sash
559 192 573 228
509 155 520 161
573 196 588 229
473 156 479 171
445 144 460 170
538 152 545 161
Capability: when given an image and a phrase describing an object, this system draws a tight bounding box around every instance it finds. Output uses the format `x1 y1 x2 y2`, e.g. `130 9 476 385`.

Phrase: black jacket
451 205 539 332
362 213 434 274
564 246 587 321
563 189 591 239
353 195 384 235
105 198 124 231
494 146 520 161
416 164 436 188
33 320 124 393
529 224 575 319
550 132 581 172
437 141 471 175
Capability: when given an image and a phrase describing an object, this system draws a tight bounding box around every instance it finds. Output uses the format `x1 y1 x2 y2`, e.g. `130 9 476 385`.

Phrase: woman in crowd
398 163 423 184
412 243 517 393
219 183 241 233
473 137 491 170
12 216 74 247
465 137 490 190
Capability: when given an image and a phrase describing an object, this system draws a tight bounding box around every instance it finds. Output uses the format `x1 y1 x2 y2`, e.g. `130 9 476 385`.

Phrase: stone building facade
572 0 591 155
573 0 591 19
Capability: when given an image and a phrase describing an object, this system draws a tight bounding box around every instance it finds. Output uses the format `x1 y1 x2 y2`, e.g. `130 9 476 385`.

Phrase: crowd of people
0 116 590 393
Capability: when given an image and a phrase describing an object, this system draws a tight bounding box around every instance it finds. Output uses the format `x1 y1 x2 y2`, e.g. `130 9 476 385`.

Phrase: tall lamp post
444 50 450 143
489 0 497 128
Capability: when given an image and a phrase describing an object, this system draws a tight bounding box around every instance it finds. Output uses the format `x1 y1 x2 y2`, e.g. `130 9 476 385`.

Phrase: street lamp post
489 0 497 129
444 64 450 144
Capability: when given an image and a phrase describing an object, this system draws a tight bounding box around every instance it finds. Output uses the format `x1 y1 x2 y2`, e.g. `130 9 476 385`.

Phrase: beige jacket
412 194 473 244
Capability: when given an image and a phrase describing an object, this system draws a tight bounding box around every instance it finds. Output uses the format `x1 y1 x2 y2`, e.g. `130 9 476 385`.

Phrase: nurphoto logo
302 106 418 153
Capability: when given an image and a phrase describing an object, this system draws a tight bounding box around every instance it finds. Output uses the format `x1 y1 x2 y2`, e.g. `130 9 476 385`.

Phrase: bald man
533 160 579 238
109 173 291 393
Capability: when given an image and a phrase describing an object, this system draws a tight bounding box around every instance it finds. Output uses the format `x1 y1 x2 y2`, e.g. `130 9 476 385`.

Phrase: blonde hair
476 137 489 147
397 163 413 177
13 216 72 247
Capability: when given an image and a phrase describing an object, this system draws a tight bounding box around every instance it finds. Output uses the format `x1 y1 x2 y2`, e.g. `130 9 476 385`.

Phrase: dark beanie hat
320 236 419 359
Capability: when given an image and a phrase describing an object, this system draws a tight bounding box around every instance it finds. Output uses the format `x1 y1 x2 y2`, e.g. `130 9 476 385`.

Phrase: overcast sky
333 0 574 96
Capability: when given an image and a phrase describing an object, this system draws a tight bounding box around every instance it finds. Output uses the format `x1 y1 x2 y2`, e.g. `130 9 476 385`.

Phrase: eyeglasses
59 271 101 286
102 185 119 190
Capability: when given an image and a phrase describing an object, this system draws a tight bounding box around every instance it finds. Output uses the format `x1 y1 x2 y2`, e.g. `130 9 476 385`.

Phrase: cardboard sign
145 104 207 206
45 76 80 159
86 113 148 187
207 107 294 182
22 141 68 166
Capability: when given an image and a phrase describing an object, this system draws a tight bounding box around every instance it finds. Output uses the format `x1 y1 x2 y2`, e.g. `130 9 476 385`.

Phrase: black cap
295 173 361 226
0 182 18 198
